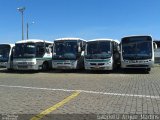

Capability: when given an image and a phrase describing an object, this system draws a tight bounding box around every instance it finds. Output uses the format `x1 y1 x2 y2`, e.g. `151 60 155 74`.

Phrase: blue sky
0 0 159 43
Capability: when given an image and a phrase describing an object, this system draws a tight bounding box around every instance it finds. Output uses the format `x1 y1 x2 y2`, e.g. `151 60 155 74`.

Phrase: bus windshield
14 43 36 58
86 41 111 59
53 41 78 60
0 45 10 62
122 37 152 60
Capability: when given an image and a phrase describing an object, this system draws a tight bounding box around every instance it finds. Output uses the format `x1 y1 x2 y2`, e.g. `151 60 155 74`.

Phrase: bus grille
90 63 105 66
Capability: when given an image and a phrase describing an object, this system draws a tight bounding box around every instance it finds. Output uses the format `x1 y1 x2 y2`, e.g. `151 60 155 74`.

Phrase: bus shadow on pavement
0 68 151 74
118 68 150 74
44 69 113 74
84 70 112 74
44 69 86 74
0 68 38 74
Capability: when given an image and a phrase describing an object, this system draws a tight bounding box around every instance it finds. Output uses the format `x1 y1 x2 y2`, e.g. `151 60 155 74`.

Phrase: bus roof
16 39 52 44
121 35 152 39
87 39 120 44
0 44 15 47
54 38 86 41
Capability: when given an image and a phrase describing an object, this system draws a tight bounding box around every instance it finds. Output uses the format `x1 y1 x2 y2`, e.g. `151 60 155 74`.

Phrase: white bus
52 38 86 69
84 39 120 70
13 39 53 70
154 41 160 64
0 44 15 69
121 35 154 72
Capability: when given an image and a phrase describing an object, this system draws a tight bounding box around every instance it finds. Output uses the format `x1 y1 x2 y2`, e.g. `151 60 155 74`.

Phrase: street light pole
27 22 29 39
17 7 25 40
27 22 34 40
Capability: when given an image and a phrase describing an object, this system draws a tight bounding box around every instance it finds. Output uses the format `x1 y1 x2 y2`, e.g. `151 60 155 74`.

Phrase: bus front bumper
84 62 113 70
52 60 77 69
121 60 154 69
13 60 38 70
13 64 39 70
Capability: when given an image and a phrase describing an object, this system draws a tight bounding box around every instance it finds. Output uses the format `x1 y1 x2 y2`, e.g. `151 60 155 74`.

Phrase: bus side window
36 43 45 57
46 46 52 54
46 44 53 54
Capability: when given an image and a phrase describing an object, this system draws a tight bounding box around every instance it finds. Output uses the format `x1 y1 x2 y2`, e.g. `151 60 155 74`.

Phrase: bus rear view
121 35 154 72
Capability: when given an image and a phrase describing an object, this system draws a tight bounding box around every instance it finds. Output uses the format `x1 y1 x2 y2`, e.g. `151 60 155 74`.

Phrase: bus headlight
106 58 112 64
124 60 129 63
71 61 75 65
3 62 7 65
84 61 89 65
28 62 35 65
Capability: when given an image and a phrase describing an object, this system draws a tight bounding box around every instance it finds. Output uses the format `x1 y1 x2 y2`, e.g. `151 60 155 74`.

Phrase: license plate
132 60 137 63
95 65 99 68
18 66 28 69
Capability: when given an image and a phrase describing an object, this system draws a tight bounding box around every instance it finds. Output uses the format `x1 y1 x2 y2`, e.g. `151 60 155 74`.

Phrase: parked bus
121 35 154 72
52 38 86 69
0 44 14 69
13 39 53 70
154 40 160 64
84 39 120 70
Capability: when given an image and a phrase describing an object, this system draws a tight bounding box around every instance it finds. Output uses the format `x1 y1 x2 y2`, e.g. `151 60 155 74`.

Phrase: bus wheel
42 62 49 71
145 68 151 73
147 68 151 71
7 68 13 71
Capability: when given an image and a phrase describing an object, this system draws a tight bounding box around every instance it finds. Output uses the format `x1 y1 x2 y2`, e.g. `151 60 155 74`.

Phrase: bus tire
7 68 13 71
42 62 49 71
144 68 151 74
145 68 151 73
147 68 151 71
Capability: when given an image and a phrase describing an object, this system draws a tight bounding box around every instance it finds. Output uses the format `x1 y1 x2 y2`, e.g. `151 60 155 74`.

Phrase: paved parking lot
0 67 160 120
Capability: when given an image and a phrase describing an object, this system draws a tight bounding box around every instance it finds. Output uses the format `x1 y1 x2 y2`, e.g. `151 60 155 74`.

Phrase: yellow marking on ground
30 91 80 120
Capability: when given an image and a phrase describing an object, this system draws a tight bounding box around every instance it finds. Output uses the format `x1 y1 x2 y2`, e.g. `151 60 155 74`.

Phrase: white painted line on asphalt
0 84 160 99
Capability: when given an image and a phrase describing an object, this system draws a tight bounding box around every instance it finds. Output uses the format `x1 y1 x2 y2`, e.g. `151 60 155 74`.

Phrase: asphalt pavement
0 67 160 120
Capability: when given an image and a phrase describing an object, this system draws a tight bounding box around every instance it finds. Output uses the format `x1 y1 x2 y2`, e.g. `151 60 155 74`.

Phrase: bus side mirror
78 43 81 52
114 52 120 60
46 47 50 53
81 51 84 56
78 46 81 52
12 48 15 54
153 42 157 50
117 46 120 51
114 45 120 52
46 45 53 54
